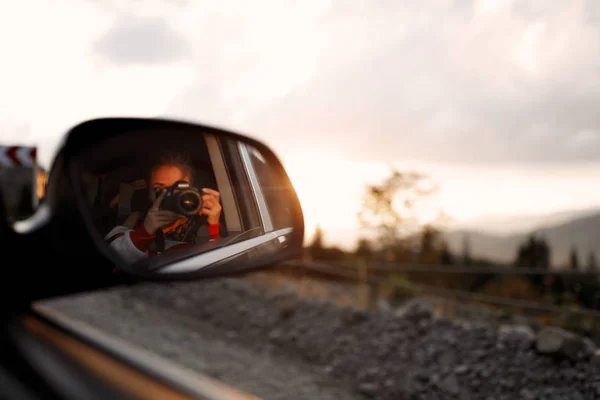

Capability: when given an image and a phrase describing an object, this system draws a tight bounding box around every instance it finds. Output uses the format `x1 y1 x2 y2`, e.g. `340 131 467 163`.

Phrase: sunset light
282 153 600 250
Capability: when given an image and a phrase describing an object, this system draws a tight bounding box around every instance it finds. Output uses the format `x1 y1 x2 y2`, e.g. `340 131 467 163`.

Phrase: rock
536 327 596 361
594 383 600 398
395 298 435 322
590 350 600 369
225 330 238 339
414 370 431 382
472 349 487 360
562 336 596 361
278 305 295 321
358 382 379 397
438 352 454 373
454 365 469 374
498 325 535 350
536 327 571 355
377 299 392 312
268 329 282 340
500 377 515 388
435 374 459 395
341 308 368 325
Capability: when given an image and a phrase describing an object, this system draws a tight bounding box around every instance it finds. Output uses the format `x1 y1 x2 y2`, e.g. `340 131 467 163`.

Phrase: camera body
155 180 203 216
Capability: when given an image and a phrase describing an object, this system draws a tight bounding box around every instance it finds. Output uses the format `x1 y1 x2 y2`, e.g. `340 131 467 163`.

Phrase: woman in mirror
104 152 223 263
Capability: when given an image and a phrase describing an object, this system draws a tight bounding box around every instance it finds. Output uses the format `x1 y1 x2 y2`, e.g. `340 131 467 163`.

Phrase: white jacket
104 222 222 263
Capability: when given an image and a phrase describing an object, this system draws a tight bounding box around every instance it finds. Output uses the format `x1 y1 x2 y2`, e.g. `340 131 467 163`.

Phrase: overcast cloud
162 0 600 164
93 14 189 65
2 0 599 165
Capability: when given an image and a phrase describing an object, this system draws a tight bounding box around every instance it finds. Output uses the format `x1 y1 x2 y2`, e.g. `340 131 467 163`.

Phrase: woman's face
148 163 192 233
148 164 191 203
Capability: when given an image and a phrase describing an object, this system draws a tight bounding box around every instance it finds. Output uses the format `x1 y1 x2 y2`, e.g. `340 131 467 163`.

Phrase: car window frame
204 133 242 235
243 143 294 232
237 142 274 233
218 137 262 234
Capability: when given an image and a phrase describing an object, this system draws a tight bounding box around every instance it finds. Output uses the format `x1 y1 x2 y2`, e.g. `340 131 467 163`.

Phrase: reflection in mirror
71 122 299 275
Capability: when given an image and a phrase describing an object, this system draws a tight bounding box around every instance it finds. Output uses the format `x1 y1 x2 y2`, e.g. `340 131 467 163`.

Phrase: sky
1 0 600 249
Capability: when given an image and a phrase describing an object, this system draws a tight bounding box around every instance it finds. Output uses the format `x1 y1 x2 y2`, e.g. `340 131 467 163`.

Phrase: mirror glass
69 120 302 276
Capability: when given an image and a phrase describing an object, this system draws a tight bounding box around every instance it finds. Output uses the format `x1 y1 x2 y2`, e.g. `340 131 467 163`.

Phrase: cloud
568 129 600 148
2 0 600 169
163 0 600 164
93 14 188 65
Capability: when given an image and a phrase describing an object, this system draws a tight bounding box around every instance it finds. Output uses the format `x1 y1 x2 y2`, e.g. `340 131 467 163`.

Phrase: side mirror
47 117 304 280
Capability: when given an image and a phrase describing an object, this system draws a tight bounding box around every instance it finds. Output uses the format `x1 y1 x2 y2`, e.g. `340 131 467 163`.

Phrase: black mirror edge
0 185 18 244
61 117 305 279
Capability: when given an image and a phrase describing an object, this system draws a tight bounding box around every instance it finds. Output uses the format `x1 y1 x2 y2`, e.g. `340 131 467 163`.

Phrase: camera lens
177 191 202 215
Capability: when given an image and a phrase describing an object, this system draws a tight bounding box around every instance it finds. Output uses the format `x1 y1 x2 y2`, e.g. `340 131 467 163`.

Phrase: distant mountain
443 212 600 268
454 208 600 235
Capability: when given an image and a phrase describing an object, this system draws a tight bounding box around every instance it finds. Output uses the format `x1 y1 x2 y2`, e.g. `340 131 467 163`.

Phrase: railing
297 259 600 276
276 259 600 330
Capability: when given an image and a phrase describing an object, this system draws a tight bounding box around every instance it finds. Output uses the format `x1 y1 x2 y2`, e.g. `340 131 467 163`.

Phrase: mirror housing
16 118 304 282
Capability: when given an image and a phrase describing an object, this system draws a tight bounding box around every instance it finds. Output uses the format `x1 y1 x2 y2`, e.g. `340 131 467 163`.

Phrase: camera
155 180 203 216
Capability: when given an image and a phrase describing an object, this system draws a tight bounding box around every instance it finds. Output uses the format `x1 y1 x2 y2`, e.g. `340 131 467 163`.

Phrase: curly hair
147 151 195 186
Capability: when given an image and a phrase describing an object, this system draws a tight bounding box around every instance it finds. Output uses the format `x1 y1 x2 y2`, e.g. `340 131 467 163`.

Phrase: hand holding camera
143 189 186 235
144 181 221 235
199 187 221 225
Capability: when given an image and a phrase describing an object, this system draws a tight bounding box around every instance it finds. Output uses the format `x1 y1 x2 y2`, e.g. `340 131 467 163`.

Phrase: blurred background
2 1 600 399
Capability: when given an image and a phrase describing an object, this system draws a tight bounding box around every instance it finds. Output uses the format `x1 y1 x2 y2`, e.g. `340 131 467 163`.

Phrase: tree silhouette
588 252 597 271
515 234 550 269
440 242 453 265
307 225 325 260
418 224 444 264
306 225 348 261
310 225 324 250
515 235 552 293
355 238 373 258
357 168 438 254
420 225 436 255
462 234 472 265
569 246 579 271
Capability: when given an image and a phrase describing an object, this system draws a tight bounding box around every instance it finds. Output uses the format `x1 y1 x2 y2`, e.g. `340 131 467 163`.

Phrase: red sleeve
208 223 221 240
129 224 156 251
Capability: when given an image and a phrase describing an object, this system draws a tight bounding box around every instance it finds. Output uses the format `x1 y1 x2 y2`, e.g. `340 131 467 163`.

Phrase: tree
357 169 438 254
305 226 349 261
515 234 550 269
588 252 597 271
307 225 325 260
310 225 324 250
515 235 552 293
440 242 454 265
420 225 436 255
569 246 579 271
462 234 472 265
355 238 373 260
418 224 444 264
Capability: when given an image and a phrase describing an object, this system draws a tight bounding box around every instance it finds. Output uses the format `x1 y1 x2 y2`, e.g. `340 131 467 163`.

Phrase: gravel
42 276 600 400
42 288 363 400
